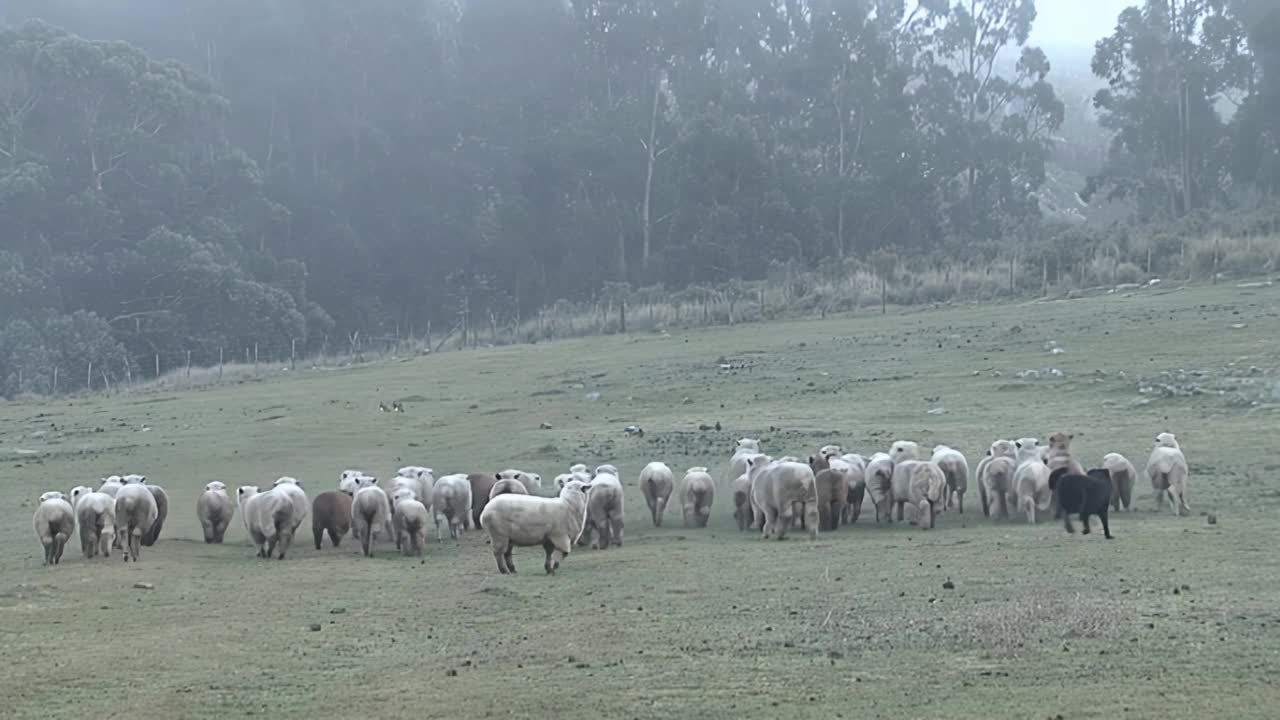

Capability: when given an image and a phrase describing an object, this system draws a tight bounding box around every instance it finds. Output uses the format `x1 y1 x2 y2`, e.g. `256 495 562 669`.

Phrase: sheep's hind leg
1079 511 1091 535
1100 509 1114 540
503 544 516 574
542 539 556 575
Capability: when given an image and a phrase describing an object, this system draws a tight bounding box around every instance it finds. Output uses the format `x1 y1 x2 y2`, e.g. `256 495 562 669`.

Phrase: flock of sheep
30 431 1190 574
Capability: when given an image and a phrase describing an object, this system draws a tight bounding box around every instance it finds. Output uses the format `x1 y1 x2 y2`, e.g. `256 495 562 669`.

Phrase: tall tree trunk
641 77 661 272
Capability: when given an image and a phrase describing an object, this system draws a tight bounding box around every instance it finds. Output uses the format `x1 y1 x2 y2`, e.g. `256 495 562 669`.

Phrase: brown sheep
140 484 169 547
809 453 847 531
467 473 499 530
311 490 353 549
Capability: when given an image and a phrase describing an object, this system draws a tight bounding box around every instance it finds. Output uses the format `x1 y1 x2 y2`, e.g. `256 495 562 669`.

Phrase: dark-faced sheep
115 478 159 562
680 467 715 528
581 469 624 548
33 491 75 565
747 455 818 541
312 489 353 550
1102 452 1137 512
1146 432 1190 515
196 481 234 544
931 445 969 514
70 486 115 559
480 479 592 575
1048 467 1114 539
639 461 675 527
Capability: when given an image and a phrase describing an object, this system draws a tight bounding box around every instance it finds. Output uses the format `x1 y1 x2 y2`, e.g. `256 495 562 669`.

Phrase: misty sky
1030 0 1133 49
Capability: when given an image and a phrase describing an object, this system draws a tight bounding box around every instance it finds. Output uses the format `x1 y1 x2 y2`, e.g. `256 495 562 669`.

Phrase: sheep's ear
1015 441 1022 449
1068 433 1074 440
495 472 502 480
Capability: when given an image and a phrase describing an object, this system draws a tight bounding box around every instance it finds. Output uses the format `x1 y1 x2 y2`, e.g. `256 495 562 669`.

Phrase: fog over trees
1 1 1277 396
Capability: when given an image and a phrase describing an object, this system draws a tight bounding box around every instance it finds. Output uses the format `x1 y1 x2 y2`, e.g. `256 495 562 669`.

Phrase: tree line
1 0 1277 397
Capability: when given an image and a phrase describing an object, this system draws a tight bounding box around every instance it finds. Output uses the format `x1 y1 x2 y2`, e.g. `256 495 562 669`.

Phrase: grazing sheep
480 479 592 575
747 455 819 541
731 473 753 531
350 476 390 557
830 454 867 525
489 478 530 500
196 481 234 544
863 453 896 523
392 489 429 557
808 453 847 531
33 491 76 565
432 474 473 541
639 461 675 527
1013 438 1051 524
311 490 353 550
728 438 762 489
115 478 159 562
581 470 625 549
890 460 947 529
70 486 115 559
931 445 969 514
680 467 715 528
1049 467 1115 539
139 483 169 547
240 486 298 560
1146 432 1190 515
889 440 921 463
1102 452 1138 512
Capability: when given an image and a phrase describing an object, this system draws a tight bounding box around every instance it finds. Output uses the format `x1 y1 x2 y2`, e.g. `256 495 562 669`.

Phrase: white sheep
479 478 592 575
975 439 1016 517
931 445 969 514
70 485 115 559
1102 452 1138 512
271 477 309 533
350 476 391 556
681 467 715 528
33 491 76 565
396 466 436 509
581 469 624 549
863 452 896 523
498 469 542 493
196 481 234 544
728 438 762 488
638 461 675 527
746 455 818 540
392 488 429 557
431 473 473 541
889 440 921 463
98 476 123 497
890 460 947 528
239 486 298 560
832 453 868 525
593 463 619 478
114 478 158 562
1146 432 1189 515
488 478 531 500
1013 437 1051 524
731 473 753 531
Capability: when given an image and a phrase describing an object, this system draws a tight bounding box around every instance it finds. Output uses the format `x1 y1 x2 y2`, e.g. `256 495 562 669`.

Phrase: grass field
3 283 1279 719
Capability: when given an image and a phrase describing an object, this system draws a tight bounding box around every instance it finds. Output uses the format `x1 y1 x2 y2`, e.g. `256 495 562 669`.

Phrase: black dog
1048 467 1114 539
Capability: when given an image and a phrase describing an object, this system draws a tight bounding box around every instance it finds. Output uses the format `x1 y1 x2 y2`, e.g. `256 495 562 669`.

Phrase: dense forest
1 0 1278 396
